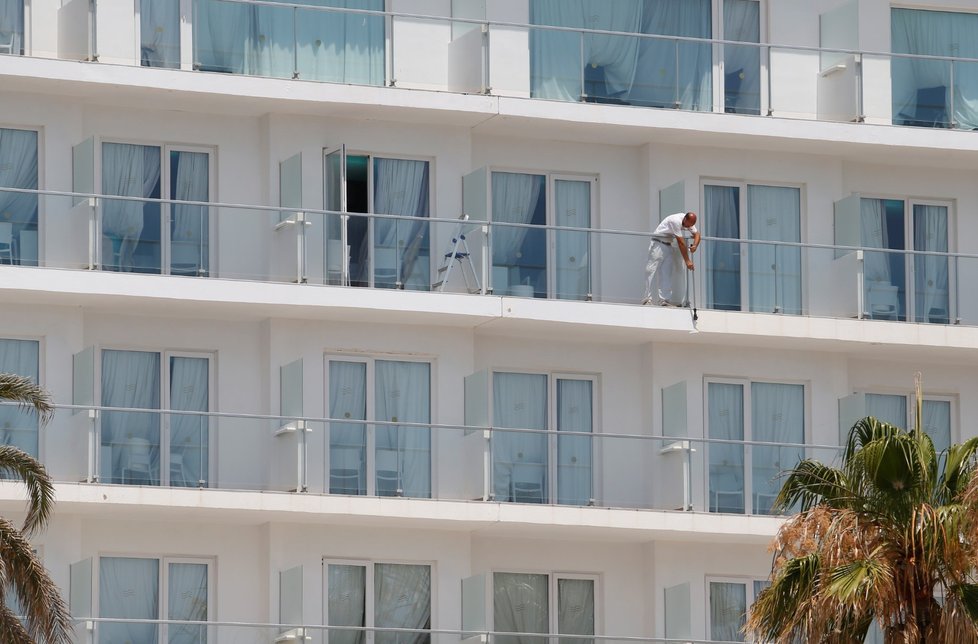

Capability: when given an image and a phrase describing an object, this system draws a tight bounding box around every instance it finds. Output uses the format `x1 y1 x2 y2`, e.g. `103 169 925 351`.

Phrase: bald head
683 212 697 228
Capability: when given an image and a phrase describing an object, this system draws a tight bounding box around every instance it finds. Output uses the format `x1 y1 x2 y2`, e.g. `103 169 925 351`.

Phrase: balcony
8 1 978 130
3 186 978 330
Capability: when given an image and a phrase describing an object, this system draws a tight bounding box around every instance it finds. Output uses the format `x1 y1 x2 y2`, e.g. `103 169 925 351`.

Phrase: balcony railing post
766 44 773 116
387 10 396 87
292 7 299 79
579 30 586 101
773 244 781 314
341 214 350 286
481 23 491 94
673 38 680 108
296 211 307 284
87 408 99 483
856 52 865 122
88 196 100 270
949 58 957 128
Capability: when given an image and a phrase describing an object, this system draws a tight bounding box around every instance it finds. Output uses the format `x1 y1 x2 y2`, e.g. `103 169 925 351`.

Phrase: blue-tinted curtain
0 0 24 55
327 564 366 644
102 143 162 273
866 393 907 428
170 151 210 276
922 399 951 455
141 0 180 68
530 0 711 110
100 557 159 644
167 562 208 644
913 205 949 324
101 350 161 485
372 158 429 290
169 357 209 487
704 185 741 311
329 360 367 494
492 373 548 503
491 172 546 297
709 581 747 641
751 382 804 515
747 186 801 315
556 379 591 505
193 0 293 77
557 578 595 643
723 0 760 115
0 128 38 265
494 572 549 644
375 360 430 498
892 9 978 128
374 563 430 644
708 382 744 513
295 0 385 84
860 198 906 320
0 339 39 456
554 179 591 300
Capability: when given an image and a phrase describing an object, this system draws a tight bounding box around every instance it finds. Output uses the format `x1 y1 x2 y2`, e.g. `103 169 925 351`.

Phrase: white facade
2 0 978 641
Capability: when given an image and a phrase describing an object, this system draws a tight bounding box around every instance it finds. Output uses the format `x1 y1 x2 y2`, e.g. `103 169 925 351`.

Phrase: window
707 379 805 515
327 357 431 498
139 0 180 68
324 148 431 290
0 0 25 55
857 198 951 324
324 560 431 643
98 556 210 644
0 127 39 265
864 392 952 454
703 182 802 314
892 8 978 129
100 142 211 276
100 350 211 487
492 572 595 644
491 372 595 505
193 0 385 84
722 0 761 115
0 339 39 457
707 578 767 642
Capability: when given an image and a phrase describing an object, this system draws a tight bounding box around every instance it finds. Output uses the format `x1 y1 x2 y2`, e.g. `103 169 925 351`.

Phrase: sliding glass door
0 128 38 265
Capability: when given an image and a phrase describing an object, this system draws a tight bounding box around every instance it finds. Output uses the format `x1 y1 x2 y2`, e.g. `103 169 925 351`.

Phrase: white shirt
652 212 697 243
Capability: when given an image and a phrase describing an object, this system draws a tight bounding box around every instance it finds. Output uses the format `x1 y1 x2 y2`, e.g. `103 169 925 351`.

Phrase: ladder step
431 280 445 289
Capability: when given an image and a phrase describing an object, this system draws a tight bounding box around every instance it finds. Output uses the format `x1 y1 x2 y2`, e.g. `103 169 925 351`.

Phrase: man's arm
689 230 701 253
675 236 694 270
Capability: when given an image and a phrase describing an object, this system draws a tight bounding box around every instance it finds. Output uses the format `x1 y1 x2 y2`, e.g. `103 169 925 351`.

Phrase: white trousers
644 240 682 302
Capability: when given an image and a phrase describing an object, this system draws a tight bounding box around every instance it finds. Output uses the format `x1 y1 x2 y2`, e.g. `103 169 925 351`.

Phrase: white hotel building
1 0 977 641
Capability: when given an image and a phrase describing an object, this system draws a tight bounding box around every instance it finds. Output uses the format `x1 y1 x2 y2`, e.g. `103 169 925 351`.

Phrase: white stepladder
432 214 483 294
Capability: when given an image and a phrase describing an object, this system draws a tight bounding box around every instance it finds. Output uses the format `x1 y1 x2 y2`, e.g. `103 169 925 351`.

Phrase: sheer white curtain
169 357 209 487
374 564 430 644
295 0 385 84
493 573 549 644
0 128 38 240
102 350 161 485
194 0 293 77
491 173 544 295
751 383 804 515
0 0 23 54
99 557 159 644
723 0 760 114
492 373 547 503
140 0 180 68
554 180 591 300
704 185 741 311
913 205 949 323
373 158 430 290
865 393 907 428
0 339 39 455
375 361 431 498
556 379 591 506
329 361 367 494
167 562 208 644
747 185 801 315
557 579 594 641
327 564 366 644
892 9 978 128
860 198 891 284
631 0 712 110
708 382 744 513
709 582 746 641
530 0 644 101
922 400 951 455
102 143 161 271
171 151 210 275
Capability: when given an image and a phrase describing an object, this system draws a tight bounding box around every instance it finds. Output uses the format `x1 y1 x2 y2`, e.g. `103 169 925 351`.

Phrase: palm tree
746 379 978 643
0 373 72 644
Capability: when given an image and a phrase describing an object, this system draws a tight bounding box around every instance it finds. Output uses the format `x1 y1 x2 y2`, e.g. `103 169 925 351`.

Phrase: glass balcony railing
4 186 977 328
18 1 978 129
28 402 842 518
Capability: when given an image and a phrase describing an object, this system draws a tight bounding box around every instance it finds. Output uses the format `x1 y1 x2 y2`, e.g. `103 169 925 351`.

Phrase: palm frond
0 601 33 644
0 374 52 427
0 446 56 536
0 516 72 644
773 460 849 513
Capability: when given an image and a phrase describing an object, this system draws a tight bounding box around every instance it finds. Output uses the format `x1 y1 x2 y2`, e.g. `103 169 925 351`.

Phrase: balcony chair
123 437 153 485
375 448 401 496
326 239 350 285
171 241 203 276
169 449 188 486
865 281 899 320
511 462 545 504
329 446 364 495
374 246 399 288
583 64 627 105
724 68 744 113
897 85 948 128
0 32 14 55
0 222 12 264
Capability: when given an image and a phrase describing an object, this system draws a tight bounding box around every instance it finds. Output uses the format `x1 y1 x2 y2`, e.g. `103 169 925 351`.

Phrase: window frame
705 574 766 643
859 389 958 444
489 569 601 637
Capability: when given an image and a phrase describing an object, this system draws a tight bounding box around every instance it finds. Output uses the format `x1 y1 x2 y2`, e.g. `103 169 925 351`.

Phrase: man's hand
686 260 695 271
689 242 699 253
